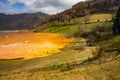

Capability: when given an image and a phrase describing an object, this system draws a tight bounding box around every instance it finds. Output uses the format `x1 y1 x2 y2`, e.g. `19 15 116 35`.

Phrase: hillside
0 12 48 30
47 0 120 24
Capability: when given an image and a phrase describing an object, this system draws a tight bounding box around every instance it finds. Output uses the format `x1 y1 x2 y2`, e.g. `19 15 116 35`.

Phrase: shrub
113 6 120 34
74 26 90 37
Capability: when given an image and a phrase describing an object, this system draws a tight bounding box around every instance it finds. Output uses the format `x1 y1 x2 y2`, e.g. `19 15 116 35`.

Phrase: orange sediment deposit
0 33 74 59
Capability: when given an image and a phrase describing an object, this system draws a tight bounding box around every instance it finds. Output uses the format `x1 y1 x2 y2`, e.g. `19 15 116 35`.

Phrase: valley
0 13 120 79
0 0 120 80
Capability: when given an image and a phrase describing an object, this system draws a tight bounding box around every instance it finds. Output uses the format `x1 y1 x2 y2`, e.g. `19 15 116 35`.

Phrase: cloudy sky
0 0 85 14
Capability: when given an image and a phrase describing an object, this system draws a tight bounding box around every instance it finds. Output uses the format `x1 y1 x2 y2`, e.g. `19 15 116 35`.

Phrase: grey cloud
1 0 85 14
33 0 68 9
27 0 81 14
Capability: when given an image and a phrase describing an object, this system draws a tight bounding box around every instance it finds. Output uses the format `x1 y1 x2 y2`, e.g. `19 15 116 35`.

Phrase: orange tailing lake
0 32 74 59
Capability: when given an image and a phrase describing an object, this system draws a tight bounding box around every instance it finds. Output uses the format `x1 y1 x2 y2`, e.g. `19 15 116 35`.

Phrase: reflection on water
0 32 74 59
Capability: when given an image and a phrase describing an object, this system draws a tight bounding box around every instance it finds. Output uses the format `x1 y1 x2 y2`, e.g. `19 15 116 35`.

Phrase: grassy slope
98 35 120 60
42 24 79 34
1 60 120 80
89 14 113 22
42 14 113 34
100 35 120 49
70 13 112 24
42 22 112 35
0 13 120 80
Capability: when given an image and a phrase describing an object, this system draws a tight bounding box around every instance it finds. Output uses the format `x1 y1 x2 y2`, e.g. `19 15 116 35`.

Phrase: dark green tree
113 7 120 34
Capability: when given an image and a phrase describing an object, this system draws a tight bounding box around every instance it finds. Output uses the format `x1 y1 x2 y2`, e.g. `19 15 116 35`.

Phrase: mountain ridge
47 0 120 22
0 12 49 30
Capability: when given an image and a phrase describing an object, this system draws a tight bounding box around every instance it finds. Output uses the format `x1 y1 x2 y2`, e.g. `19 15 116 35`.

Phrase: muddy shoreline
0 30 29 36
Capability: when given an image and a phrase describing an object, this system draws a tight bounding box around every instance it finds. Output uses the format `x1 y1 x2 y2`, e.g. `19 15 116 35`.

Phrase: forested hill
0 12 48 30
48 0 120 22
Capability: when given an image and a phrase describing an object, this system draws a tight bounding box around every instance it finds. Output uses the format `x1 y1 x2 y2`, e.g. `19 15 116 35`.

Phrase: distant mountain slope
48 0 120 22
0 12 48 30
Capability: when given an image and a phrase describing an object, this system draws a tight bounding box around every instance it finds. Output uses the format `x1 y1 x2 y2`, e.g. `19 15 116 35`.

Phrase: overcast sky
0 0 85 14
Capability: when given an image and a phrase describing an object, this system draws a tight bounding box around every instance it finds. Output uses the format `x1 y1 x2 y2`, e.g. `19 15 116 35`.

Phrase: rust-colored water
0 33 74 59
